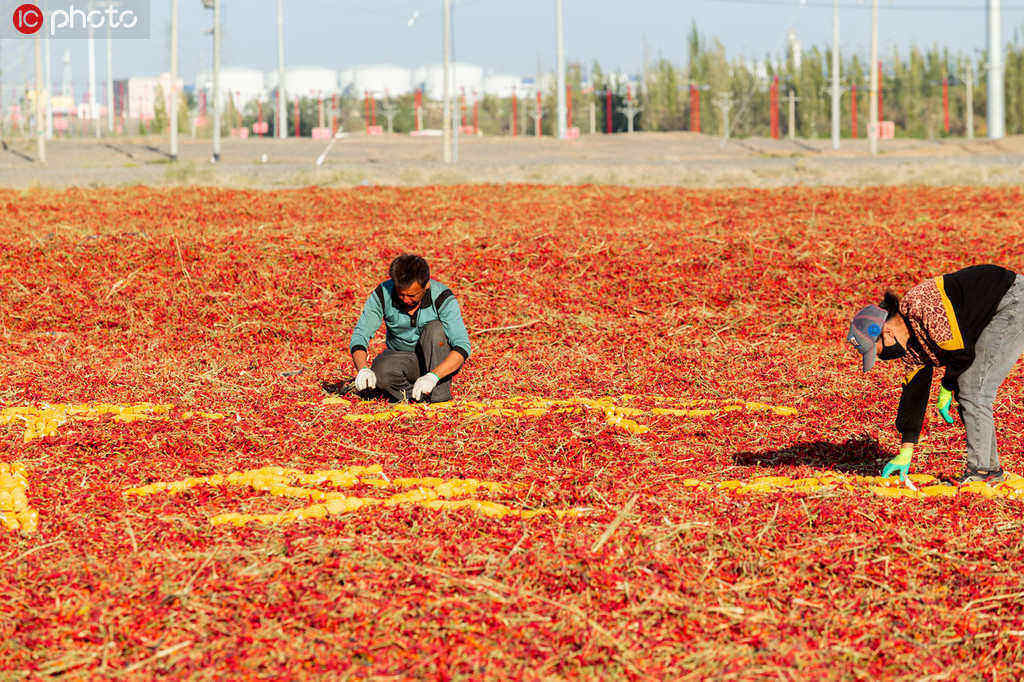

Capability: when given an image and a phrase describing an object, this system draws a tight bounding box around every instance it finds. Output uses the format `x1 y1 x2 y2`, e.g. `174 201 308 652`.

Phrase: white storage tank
195 67 264 108
265 66 338 99
127 73 184 119
414 63 484 100
351 64 412 97
338 68 356 96
482 74 523 97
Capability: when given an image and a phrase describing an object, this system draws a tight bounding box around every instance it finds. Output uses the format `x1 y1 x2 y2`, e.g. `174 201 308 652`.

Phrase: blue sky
4 0 1024 91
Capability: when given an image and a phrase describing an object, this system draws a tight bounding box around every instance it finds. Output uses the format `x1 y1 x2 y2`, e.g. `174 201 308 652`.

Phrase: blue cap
848 305 887 372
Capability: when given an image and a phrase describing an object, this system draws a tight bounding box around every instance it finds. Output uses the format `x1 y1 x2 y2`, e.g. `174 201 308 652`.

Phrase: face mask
878 338 907 361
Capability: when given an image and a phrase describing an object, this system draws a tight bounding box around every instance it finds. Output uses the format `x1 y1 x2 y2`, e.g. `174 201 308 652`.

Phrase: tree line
179 20 1024 139
631 21 1024 139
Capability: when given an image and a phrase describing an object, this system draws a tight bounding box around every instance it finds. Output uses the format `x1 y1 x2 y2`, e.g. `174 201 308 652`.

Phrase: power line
708 0 1024 9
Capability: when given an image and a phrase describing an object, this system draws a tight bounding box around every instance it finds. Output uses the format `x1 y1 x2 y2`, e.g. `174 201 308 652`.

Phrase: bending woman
847 264 1024 484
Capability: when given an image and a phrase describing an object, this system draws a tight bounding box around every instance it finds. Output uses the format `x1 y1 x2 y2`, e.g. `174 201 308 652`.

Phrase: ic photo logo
5 1 150 38
12 3 42 34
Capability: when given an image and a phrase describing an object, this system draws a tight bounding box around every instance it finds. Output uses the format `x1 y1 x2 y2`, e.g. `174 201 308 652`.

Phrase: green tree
644 56 685 131
152 85 168 134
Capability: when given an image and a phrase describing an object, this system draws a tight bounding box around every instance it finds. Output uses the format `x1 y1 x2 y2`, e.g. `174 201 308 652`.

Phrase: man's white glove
355 367 377 391
411 372 439 401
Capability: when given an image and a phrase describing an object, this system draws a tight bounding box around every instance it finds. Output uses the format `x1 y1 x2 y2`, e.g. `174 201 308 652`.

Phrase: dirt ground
1 131 1023 188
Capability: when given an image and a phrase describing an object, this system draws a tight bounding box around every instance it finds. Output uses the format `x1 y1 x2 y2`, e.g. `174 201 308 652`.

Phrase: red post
332 94 339 134
460 88 466 128
200 90 207 117
690 85 701 133
769 76 779 139
363 91 369 133
536 90 542 137
473 97 479 134
567 85 573 128
371 95 376 126
851 82 857 138
605 90 612 133
294 96 300 137
511 93 517 136
257 100 264 136
119 81 125 125
414 89 422 131
942 76 950 133
878 61 883 122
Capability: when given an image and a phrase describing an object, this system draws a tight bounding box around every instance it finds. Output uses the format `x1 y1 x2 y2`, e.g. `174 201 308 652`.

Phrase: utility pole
442 0 452 162
788 89 798 140
106 29 113 132
987 0 1004 138
211 0 221 161
104 2 114 132
869 0 878 155
965 66 974 139
88 1 99 138
642 36 650 101
277 0 286 139
830 0 840 150
170 0 178 158
554 0 566 139
715 93 732 144
44 27 52 139
35 34 45 162
450 2 459 161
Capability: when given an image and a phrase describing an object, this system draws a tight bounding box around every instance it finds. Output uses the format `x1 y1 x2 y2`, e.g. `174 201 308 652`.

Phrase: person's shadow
320 379 355 396
732 436 889 475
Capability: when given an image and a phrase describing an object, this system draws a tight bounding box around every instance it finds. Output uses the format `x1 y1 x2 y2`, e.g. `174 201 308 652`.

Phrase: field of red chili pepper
2 184 1024 678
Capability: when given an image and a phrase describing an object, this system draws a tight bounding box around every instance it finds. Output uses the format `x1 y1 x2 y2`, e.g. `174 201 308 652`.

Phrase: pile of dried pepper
1 185 1023 677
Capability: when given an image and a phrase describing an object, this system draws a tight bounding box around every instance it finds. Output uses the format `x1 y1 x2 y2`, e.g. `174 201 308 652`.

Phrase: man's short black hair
389 254 430 289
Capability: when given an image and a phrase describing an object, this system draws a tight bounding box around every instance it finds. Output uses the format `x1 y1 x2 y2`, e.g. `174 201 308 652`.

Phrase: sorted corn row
322 395 799 435
0 462 37 534
0 403 225 441
125 465 586 527
684 471 1024 500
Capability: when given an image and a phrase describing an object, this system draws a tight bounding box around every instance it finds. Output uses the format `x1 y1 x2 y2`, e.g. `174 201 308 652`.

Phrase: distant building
343 64 413 98
127 73 184 120
180 62 552 105
482 74 523 97
413 63 483 100
265 67 338 100
195 67 265 108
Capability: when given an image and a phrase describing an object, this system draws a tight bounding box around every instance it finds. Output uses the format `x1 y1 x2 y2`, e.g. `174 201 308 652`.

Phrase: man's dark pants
369 320 454 403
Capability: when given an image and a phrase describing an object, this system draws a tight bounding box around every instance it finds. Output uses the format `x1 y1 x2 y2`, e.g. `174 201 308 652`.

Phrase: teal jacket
349 279 471 359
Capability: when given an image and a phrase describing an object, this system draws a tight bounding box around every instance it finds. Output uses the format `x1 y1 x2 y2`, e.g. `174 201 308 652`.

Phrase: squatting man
348 254 471 403
848 264 1024 485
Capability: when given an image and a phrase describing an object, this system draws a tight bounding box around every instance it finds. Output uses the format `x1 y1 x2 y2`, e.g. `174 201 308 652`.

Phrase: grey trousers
370 320 454 403
957 275 1024 471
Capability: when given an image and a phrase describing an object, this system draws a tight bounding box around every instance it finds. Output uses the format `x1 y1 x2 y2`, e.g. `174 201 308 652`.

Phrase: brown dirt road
1 131 1022 188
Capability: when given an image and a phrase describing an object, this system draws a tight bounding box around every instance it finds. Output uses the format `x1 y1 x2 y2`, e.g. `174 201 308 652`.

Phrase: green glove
936 387 954 424
882 443 914 481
